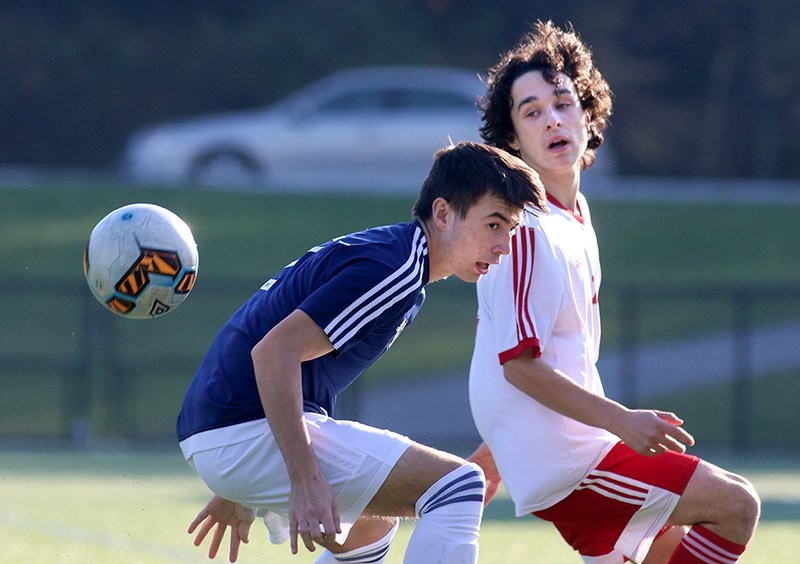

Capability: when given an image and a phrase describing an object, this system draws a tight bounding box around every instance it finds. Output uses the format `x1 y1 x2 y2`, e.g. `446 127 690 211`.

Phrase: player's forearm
503 355 627 432
252 341 320 481
252 309 336 481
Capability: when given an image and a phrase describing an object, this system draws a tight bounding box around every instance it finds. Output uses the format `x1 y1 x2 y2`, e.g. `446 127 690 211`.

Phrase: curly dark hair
479 20 613 171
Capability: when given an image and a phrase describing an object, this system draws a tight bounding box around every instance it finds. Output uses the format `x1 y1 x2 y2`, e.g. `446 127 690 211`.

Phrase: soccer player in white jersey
177 141 547 563
467 21 760 563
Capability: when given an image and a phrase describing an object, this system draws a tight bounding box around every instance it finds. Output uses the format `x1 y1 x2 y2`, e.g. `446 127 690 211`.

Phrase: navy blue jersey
177 221 429 442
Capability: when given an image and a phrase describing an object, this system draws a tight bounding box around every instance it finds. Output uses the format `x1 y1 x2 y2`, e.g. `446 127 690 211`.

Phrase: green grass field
1 183 796 445
1 182 799 562
0 449 797 563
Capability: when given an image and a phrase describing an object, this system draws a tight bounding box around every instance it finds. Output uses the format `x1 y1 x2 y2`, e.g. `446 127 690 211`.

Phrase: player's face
444 193 522 284
508 70 590 175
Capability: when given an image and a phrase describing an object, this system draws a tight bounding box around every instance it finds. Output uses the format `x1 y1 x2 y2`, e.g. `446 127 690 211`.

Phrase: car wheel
189 150 263 187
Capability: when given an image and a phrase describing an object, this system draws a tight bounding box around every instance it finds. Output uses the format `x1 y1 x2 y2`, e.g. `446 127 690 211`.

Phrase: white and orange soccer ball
83 203 199 319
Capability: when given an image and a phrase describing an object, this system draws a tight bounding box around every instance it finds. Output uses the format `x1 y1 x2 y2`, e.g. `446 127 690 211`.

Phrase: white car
122 66 486 191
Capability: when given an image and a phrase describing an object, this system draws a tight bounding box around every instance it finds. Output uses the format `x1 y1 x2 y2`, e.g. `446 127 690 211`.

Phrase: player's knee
416 462 485 519
729 474 760 536
683 463 760 543
405 462 484 562
710 471 760 539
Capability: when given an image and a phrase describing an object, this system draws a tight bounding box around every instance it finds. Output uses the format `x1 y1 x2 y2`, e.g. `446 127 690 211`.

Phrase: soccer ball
83 203 199 319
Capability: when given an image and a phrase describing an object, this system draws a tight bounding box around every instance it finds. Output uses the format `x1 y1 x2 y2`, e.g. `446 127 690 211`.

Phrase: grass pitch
1 183 799 561
2 184 800 445
0 450 797 563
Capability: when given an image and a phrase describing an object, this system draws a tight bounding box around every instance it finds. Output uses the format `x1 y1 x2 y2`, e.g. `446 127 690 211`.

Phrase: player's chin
457 268 488 284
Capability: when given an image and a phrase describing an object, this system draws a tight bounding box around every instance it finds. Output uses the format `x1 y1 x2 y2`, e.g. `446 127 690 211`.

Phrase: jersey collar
546 193 585 224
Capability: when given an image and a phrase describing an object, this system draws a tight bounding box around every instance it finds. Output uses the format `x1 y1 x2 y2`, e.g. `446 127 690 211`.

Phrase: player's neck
418 219 447 283
540 169 581 213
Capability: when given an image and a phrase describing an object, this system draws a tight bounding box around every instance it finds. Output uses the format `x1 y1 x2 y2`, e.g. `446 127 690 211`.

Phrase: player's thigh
365 441 468 518
667 459 758 527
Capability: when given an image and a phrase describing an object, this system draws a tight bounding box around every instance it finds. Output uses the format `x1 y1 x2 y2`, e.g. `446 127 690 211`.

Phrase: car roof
276 65 484 108
318 65 481 85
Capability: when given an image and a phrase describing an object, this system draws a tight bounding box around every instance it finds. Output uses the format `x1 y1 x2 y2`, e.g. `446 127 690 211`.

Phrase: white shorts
182 413 413 545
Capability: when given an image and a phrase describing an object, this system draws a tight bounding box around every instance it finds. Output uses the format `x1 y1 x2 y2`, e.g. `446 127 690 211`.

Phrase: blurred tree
0 0 797 178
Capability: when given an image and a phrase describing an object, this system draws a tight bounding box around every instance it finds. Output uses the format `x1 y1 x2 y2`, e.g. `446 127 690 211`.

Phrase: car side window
319 91 387 113
317 88 476 115
395 89 477 112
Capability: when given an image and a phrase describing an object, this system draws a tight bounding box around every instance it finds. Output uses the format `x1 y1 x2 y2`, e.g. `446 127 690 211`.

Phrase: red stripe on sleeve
499 336 541 364
502 227 540 364
513 228 537 342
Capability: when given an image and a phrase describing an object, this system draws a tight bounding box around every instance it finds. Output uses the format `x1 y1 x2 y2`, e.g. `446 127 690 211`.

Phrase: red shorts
533 441 699 562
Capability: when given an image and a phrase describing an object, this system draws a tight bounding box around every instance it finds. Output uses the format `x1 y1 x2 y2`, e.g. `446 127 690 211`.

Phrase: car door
277 88 398 186
351 86 482 189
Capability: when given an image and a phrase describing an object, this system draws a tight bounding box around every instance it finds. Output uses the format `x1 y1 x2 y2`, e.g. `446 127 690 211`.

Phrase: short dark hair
412 141 546 221
480 20 613 171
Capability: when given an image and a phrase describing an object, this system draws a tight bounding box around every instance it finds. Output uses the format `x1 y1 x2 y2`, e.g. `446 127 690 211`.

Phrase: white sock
314 519 399 563
581 550 626 563
403 463 485 564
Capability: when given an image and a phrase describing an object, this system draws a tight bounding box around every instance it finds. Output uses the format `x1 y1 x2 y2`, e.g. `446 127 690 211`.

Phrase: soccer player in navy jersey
177 141 548 563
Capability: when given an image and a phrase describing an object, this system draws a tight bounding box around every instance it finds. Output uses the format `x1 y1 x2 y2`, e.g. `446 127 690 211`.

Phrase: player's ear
431 197 452 230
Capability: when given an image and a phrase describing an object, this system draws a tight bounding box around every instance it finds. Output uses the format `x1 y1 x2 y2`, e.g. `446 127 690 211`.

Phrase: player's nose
493 232 513 256
545 107 562 129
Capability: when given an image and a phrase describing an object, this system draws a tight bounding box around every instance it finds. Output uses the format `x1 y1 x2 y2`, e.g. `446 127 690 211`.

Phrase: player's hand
467 442 502 506
288 474 341 554
615 409 695 457
187 494 254 562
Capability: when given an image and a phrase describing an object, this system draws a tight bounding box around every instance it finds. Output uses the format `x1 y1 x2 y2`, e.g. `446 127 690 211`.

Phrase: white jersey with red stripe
469 192 618 514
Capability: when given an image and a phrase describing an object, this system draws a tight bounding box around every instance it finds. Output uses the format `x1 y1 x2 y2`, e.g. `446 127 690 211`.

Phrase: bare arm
251 308 342 553
503 349 695 456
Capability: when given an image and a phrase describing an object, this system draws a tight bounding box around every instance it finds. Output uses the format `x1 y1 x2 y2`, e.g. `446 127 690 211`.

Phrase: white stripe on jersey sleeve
331 252 426 348
325 226 426 348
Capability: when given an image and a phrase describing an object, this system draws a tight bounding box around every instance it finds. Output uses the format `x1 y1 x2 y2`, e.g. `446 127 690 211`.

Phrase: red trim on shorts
595 442 699 494
533 441 700 557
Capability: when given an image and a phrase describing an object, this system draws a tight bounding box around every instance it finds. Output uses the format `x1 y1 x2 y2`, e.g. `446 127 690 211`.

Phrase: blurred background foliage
1 0 798 178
